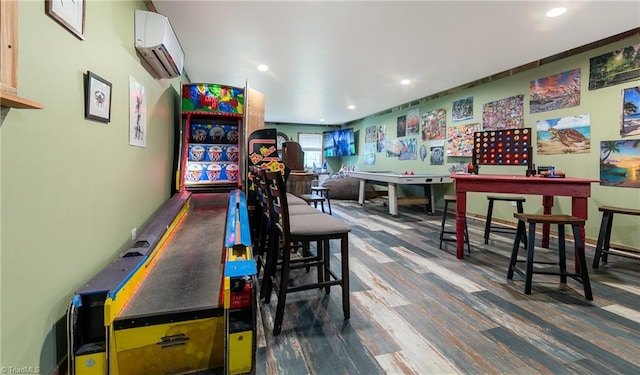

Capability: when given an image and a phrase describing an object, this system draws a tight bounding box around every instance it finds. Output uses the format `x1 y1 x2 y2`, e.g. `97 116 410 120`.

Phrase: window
298 132 323 170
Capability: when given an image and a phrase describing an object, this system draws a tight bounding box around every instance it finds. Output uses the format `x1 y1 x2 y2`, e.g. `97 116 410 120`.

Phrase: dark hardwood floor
254 198 640 375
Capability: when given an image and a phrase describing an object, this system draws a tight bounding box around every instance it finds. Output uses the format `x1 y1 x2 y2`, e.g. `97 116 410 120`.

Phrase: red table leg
455 192 467 259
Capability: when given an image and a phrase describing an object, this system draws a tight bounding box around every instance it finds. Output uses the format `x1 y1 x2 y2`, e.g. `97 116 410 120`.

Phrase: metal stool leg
484 199 495 244
439 200 450 249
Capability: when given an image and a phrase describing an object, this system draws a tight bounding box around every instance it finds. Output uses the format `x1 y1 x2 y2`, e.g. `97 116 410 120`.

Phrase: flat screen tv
323 128 356 157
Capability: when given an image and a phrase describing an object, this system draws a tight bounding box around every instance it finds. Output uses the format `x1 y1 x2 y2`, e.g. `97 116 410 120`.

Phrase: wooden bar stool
439 195 470 253
593 206 640 268
507 213 592 300
311 186 332 215
299 193 327 213
484 195 527 247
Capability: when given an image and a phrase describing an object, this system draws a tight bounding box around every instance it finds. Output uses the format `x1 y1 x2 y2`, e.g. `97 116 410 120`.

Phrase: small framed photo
85 71 112 123
45 0 85 40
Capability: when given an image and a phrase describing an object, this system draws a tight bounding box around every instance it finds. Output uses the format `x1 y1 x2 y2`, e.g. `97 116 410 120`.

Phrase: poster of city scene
589 43 640 90
536 114 591 155
600 139 640 188
530 68 581 113
482 94 524 130
621 86 640 137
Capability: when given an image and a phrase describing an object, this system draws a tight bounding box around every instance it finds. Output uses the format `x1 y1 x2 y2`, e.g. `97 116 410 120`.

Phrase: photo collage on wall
360 43 638 179
482 94 524 131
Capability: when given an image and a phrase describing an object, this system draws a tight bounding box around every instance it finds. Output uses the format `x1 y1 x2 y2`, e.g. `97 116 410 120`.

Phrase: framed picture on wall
45 0 85 40
129 76 147 147
84 71 112 123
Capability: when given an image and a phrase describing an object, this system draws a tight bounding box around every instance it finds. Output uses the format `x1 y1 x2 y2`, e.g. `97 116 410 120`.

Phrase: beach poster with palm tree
621 86 640 137
600 140 640 188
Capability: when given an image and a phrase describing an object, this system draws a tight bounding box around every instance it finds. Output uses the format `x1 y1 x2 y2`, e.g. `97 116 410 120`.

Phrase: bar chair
439 195 471 253
262 170 351 335
484 195 527 247
507 213 592 300
311 186 332 215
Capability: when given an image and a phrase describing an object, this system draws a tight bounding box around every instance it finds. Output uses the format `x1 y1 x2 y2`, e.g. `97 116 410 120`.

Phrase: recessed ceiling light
319 118 326 122
257 64 269 72
546 7 567 17
348 105 355 110
400 79 411 85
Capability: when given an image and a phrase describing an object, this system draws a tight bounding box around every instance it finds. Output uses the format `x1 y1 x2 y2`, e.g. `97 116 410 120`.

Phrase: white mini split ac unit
134 9 184 79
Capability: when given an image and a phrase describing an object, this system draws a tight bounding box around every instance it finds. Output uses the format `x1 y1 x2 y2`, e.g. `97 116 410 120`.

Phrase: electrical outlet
511 201 517 207
131 228 137 241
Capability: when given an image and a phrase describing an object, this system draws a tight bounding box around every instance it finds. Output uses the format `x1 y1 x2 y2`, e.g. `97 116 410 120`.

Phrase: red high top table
451 174 599 268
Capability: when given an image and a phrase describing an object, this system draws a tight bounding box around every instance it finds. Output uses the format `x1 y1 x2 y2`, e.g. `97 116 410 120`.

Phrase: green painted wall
0 1 184 371
345 34 640 250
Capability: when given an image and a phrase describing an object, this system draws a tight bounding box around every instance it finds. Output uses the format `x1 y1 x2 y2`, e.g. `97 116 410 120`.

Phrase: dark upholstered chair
262 170 352 335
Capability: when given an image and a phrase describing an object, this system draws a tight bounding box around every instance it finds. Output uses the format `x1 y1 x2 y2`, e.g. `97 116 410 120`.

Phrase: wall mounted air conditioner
134 9 184 79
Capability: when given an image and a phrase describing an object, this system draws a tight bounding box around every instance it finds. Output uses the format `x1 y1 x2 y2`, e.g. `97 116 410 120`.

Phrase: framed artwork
45 0 85 40
84 71 111 123
129 76 147 147
482 94 524 131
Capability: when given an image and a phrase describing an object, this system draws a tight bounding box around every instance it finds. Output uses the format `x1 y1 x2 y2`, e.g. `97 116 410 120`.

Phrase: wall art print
589 43 640 90
447 123 479 157
621 86 640 137
452 97 473 122
536 114 590 155
530 68 581 113
421 108 446 141
377 125 386 153
430 142 445 165
397 115 407 137
386 138 402 158
363 143 376 165
129 75 146 148
482 94 524 131
365 125 377 143
600 139 640 188
399 138 417 160
419 144 427 161
406 108 420 136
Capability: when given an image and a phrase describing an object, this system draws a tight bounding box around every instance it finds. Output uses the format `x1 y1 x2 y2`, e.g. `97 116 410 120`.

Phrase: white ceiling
152 1 640 125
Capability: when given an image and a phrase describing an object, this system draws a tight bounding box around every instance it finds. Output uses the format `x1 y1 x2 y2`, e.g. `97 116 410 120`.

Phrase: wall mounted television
323 128 356 157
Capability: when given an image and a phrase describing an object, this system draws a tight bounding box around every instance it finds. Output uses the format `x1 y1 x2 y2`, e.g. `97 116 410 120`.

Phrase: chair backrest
263 170 291 241
255 168 273 221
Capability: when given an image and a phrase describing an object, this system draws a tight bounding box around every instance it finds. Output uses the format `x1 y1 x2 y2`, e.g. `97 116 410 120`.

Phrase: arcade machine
67 83 262 375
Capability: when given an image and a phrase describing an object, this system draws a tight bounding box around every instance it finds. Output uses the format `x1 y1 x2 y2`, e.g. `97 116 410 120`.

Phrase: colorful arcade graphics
185 122 241 184
179 83 245 191
181 83 244 115
247 128 284 172
473 128 531 166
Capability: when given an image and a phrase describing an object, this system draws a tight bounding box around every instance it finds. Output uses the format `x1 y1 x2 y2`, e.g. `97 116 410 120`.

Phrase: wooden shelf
0 91 44 109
